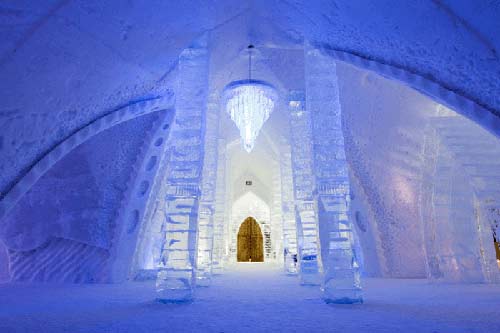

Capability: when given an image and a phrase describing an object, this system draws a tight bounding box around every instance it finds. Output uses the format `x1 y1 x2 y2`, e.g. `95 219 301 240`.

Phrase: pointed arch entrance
237 217 264 262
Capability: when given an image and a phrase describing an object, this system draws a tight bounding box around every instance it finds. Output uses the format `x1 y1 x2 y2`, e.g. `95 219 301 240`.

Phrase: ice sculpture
211 138 227 275
156 42 209 303
195 92 220 287
305 47 363 304
280 143 299 274
288 90 321 285
222 80 277 152
270 164 284 263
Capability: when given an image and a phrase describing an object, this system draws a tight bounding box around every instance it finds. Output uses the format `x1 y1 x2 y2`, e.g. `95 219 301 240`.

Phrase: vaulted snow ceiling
1 1 500 201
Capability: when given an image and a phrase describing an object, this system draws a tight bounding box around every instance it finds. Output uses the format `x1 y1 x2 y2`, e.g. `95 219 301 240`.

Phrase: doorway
237 217 264 262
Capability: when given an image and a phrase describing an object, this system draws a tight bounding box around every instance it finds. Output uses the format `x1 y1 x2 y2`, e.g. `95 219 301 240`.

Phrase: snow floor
1 262 499 332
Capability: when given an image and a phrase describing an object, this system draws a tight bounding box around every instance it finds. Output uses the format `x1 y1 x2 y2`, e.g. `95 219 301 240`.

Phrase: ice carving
280 143 299 274
288 90 321 285
156 42 209 303
195 92 220 287
305 47 362 304
211 139 227 275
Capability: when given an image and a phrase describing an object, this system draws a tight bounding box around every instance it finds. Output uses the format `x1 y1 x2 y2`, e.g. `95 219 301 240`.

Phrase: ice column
156 43 209 303
196 93 220 287
288 90 321 285
211 138 227 274
271 159 284 262
280 142 298 274
305 47 362 304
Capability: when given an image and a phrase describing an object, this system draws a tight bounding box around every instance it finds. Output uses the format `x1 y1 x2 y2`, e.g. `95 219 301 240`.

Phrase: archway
237 217 264 262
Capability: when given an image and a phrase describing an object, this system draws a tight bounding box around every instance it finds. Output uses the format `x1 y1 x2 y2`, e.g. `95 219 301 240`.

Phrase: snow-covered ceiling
1 0 500 214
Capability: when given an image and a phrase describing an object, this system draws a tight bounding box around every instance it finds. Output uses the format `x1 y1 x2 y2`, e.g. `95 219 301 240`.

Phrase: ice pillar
280 142 298 274
156 42 209 303
288 90 321 285
305 47 362 304
211 138 227 274
195 93 220 287
271 159 284 262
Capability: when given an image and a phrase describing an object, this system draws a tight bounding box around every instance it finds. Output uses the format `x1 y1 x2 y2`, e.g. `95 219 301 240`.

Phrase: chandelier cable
248 44 254 80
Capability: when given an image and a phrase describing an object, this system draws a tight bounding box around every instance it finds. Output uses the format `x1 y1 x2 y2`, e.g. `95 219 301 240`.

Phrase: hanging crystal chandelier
222 45 278 153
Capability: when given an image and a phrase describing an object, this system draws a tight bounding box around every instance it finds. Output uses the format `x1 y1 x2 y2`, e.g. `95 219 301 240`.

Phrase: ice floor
1 263 499 332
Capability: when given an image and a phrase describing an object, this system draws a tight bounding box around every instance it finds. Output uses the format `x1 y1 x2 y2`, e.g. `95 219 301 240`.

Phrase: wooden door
237 217 264 262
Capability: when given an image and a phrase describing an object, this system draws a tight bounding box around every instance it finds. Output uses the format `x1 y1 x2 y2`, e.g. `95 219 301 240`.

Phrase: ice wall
421 111 500 283
338 61 500 282
348 170 385 277
0 112 160 282
339 62 430 278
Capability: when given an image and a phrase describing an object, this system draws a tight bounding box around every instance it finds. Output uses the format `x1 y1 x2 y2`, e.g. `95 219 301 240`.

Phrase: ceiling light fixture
222 45 278 153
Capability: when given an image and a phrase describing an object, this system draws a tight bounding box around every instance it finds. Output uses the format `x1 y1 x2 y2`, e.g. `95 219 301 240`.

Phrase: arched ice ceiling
1 0 500 209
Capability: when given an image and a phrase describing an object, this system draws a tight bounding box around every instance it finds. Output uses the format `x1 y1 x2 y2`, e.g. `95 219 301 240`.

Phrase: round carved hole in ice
154 138 164 146
138 181 149 197
146 156 157 171
127 210 140 234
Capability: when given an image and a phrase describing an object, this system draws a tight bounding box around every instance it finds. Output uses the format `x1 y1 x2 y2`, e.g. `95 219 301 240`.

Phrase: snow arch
321 46 500 139
0 94 174 223
1 1 499 207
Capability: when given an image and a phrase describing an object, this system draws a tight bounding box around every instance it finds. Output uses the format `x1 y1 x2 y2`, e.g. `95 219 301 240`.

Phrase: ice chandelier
222 45 278 153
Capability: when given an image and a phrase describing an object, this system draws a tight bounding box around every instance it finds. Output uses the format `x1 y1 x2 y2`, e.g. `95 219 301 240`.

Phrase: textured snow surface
1 0 500 201
0 1 210 195
339 62 434 278
0 263 499 333
0 113 158 282
0 241 8 282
